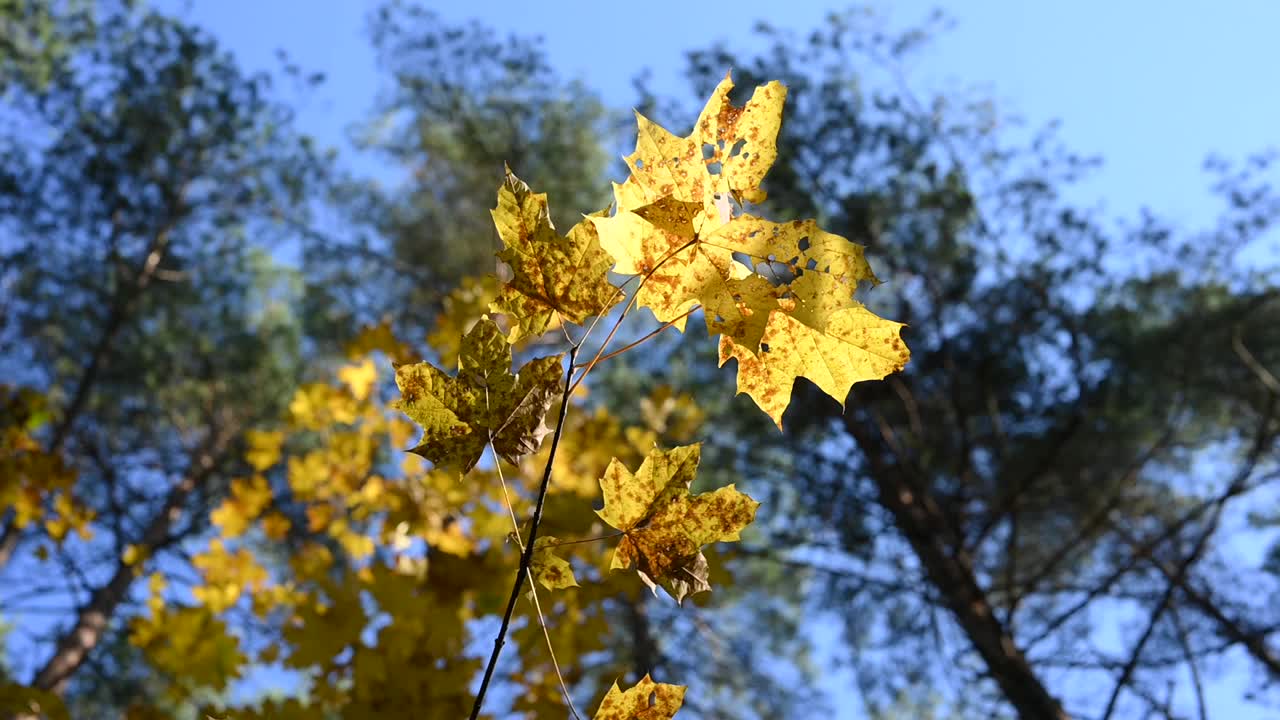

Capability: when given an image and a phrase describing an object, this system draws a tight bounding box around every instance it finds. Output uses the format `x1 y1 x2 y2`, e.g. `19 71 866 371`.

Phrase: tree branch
469 347 577 720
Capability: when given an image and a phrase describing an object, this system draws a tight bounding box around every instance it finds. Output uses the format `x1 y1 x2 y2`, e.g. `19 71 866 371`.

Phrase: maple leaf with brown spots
491 167 621 342
392 317 563 474
596 444 758 604
529 536 577 592
592 674 685 720
593 72 909 427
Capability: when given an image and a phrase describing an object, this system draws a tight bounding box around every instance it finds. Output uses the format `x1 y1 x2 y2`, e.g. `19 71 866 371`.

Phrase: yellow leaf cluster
1 385 91 542
593 72 910 426
209 474 272 537
428 275 502 368
129 605 246 692
191 539 269 613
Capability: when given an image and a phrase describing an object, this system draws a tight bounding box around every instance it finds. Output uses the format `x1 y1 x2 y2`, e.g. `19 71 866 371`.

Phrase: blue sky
157 1 1279 716
168 0 1280 245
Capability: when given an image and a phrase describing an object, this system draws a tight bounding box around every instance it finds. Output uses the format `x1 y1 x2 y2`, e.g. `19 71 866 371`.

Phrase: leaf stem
570 238 697 394
470 346 579 720
571 307 698 371
543 531 625 548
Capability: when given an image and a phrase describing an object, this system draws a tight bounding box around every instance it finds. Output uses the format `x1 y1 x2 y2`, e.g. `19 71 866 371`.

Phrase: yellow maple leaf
129 606 246 691
596 444 758 603
393 317 564 474
337 358 378 402
260 512 291 541
243 430 284 472
620 71 785 215
44 492 94 544
719 301 909 427
593 73 909 426
592 674 686 720
346 318 415 365
192 540 268 613
490 168 622 342
210 475 272 538
529 536 578 592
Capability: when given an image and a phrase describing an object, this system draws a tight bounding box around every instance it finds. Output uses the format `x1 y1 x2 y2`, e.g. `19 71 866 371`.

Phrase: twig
570 239 696 394
1233 322 1280 394
1169 605 1208 720
469 346 578 720
489 444 582 720
572 307 698 370
543 532 624 548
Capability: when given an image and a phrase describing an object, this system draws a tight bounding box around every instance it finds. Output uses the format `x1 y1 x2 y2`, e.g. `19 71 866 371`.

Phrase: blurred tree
660 9 1280 719
4 2 1277 720
0 0 326 709
0 0 98 93
297 0 619 345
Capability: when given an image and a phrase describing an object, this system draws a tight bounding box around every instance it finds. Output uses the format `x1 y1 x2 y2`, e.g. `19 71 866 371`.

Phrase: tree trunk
843 413 1071 720
30 439 223 694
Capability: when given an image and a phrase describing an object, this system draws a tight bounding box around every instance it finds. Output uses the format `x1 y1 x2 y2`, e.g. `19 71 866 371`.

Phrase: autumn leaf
593 73 909 426
129 606 246 691
718 301 909 427
592 674 685 720
596 444 758 603
338 358 378 401
0 684 70 720
393 316 564 473
490 168 620 342
210 475 272 538
529 536 578 592
618 71 785 215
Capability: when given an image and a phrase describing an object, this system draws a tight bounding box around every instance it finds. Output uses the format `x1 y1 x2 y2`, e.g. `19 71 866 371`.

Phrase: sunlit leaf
393 317 564 473
597 444 758 603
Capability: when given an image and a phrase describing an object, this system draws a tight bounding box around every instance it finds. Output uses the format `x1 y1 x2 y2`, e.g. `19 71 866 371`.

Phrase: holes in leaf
648 692 659 707
761 343 771 353
706 161 722 175
728 139 747 157
806 258 818 271
713 314 725 324
635 158 644 169
798 237 811 252
702 143 715 160
767 253 776 262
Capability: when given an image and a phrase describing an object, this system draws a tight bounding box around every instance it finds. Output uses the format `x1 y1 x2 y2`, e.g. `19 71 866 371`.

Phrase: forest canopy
0 2 1277 719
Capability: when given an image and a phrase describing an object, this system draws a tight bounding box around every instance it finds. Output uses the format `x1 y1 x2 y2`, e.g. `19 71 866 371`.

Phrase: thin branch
1099 570 1181 720
470 346 578 720
1170 605 1208 720
542 532 624 549
1233 322 1280 394
570 239 697 394
572 306 698 371
489 444 582 720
